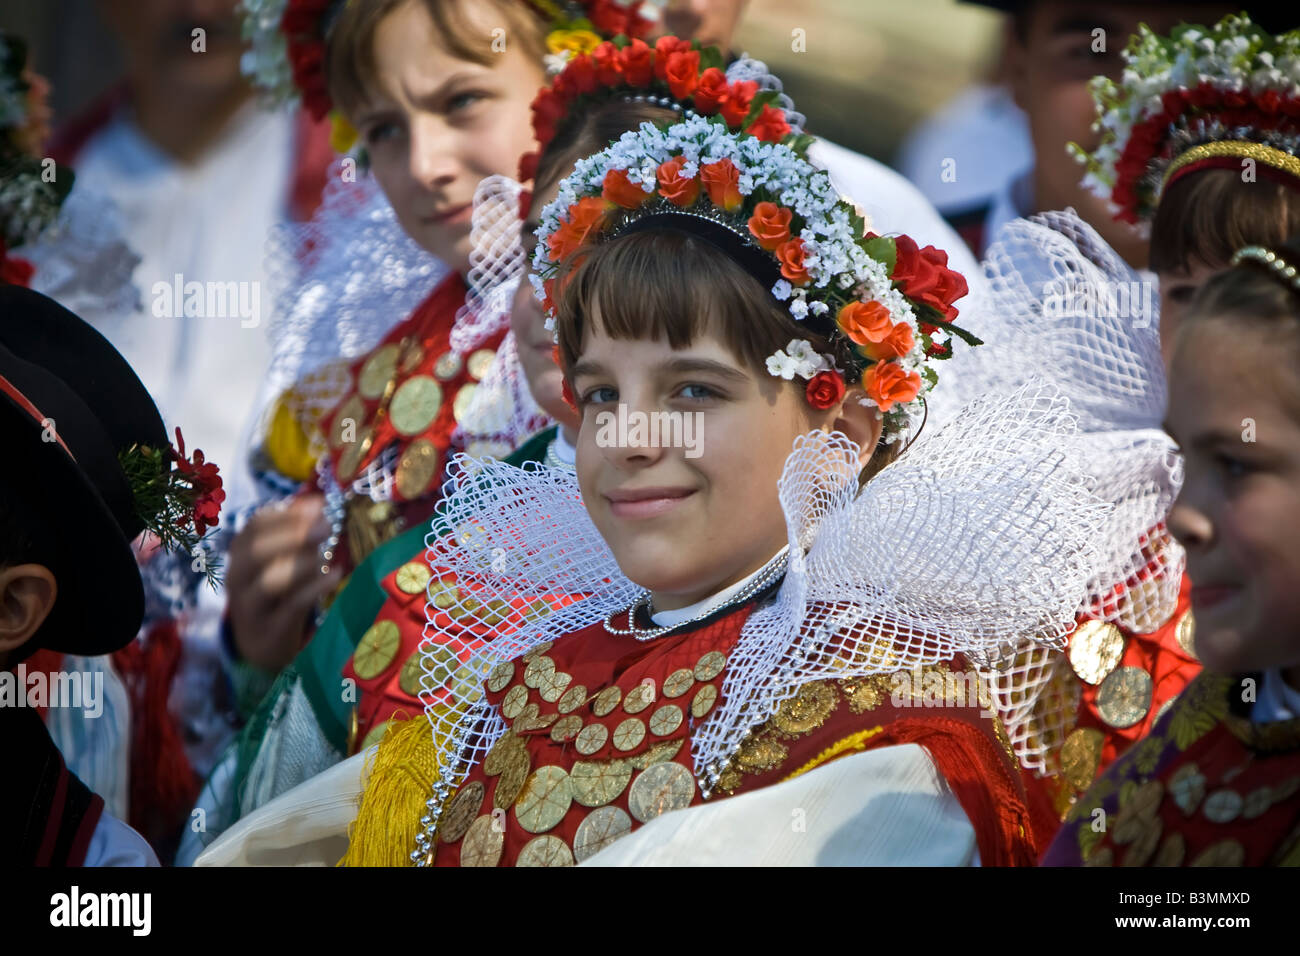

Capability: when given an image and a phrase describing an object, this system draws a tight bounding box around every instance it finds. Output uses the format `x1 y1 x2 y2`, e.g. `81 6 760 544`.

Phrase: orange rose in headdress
859 321 915 361
546 196 609 261
656 156 700 206
700 159 743 211
747 201 792 251
775 238 811 286
602 168 651 209
862 361 921 413
836 300 892 347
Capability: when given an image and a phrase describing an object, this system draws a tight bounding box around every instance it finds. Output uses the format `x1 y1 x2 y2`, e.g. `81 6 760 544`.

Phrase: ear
829 386 883 468
0 564 57 659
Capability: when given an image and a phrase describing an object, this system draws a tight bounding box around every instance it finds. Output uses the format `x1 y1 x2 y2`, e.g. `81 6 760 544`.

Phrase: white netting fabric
725 54 806 136
260 160 448 433
451 328 551 457
410 380 1110 842
18 185 141 325
930 209 1186 773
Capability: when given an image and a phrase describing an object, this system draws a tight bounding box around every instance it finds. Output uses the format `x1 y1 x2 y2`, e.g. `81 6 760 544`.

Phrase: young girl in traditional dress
1043 237 1300 867
324 109 1119 867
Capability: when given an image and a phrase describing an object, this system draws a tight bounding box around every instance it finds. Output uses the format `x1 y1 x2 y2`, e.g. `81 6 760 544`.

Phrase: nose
1167 489 1214 553
408 116 459 192
597 390 670 469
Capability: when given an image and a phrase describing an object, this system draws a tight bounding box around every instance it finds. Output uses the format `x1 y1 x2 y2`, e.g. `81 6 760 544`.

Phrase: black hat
0 285 169 656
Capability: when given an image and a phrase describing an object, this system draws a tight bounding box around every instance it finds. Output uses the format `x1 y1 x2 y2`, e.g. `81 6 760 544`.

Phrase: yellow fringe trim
339 709 448 867
779 726 885 784
264 393 321 483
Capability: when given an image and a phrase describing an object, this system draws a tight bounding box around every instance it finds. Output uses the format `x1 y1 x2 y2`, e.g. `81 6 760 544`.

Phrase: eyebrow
569 356 752 384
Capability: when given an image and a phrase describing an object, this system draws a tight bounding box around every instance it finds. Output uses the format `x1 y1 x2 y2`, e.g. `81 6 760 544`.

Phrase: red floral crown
519 35 802 183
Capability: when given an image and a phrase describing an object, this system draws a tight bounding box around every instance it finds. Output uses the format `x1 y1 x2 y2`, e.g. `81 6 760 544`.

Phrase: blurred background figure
8 0 331 478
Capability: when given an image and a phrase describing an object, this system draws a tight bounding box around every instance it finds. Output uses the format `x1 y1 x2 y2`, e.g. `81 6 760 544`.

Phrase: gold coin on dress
1067 620 1127 685
1242 786 1273 819
522 641 554 661
399 340 425 374
516 834 574 867
352 620 401 680
569 759 633 808
691 683 718 719
439 780 485 844
1189 839 1245 867
1175 610 1197 659
514 765 573 833
484 731 525 776
501 685 529 719
395 561 432 595
398 651 425 697
649 704 683 737
452 382 478 423
694 651 727 682
358 343 400 399
486 661 515 694
550 714 583 743
663 668 694 698
628 761 695 823
523 655 556 689
557 684 588 714
494 747 531 810
433 351 463 381
573 806 632 862
467 348 497 381
329 395 366 449
630 739 684 770
1153 832 1186 867
592 686 622 717
537 669 572 704
1060 727 1105 791
390 375 443 436
518 710 559 734
512 702 540 729
359 720 391 752
612 718 646 752
1097 666 1153 729
1203 788 1244 824
395 438 440 499
622 682 655 714
335 425 373 482
460 814 504 867
575 723 609 755
429 580 459 609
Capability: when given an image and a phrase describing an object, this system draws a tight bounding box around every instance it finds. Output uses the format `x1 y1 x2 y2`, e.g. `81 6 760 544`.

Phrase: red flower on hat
618 38 654 86
602 168 652 209
693 68 729 114
746 104 791 143
775 237 811 286
700 158 743 211
805 370 845 410
663 50 701 100
592 41 623 86
862 361 921 413
170 428 225 536
891 234 968 321
719 80 758 127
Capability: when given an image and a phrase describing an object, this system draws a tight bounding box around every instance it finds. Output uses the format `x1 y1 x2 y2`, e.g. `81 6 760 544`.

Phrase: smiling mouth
605 488 696 520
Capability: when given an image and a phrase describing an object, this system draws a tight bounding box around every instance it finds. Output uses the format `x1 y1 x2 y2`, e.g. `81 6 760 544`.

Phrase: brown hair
325 0 549 118
553 229 901 480
535 99 682 197
1150 168 1300 274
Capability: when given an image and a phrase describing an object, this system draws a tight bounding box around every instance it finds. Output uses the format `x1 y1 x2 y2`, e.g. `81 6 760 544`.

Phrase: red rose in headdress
564 53 598 95
618 39 654 86
719 80 758 127
654 35 695 78
592 41 623 86
656 156 700 206
602 168 652 208
663 50 701 100
891 234 968 321
700 158 743 211
693 68 729 114
775 237 811 286
746 104 791 143
805 371 845 410
547 196 610 261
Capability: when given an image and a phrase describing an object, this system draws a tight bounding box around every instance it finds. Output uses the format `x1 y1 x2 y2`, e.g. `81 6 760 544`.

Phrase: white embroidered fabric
18 185 141 325
929 209 1185 773
412 381 1110 833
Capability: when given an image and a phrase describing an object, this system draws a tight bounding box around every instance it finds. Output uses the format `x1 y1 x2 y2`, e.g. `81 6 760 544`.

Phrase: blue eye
363 121 400 146
1215 453 1251 479
678 384 718 401
448 91 487 113
582 386 617 405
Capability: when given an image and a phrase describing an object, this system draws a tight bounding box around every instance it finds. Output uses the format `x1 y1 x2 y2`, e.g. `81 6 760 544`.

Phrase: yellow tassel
339 709 448 867
264 393 321 482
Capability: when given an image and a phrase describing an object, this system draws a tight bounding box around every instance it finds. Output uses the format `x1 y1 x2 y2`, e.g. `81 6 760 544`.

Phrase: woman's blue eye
678 384 716 401
583 386 617 405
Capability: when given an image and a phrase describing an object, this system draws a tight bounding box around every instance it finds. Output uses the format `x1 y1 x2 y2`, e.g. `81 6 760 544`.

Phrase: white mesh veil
724 55 806 136
933 209 1185 774
405 380 1112 860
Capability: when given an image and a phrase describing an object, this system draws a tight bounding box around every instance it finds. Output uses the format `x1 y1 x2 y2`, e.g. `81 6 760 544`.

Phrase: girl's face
1165 320 1300 682
511 177 579 433
571 323 839 611
1158 257 1224 367
352 0 545 274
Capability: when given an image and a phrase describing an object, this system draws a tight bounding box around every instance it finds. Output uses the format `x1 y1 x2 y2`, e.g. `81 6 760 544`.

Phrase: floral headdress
519 34 804 183
1 33 69 285
119 428 226 584
1074 13 1300 227
239 0 663 154
532 115 975 439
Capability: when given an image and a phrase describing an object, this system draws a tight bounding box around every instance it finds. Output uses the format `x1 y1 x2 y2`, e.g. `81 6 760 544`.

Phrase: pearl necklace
603 550 790 642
